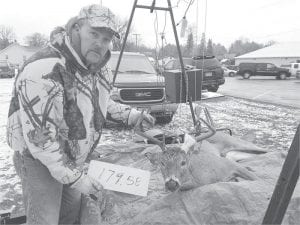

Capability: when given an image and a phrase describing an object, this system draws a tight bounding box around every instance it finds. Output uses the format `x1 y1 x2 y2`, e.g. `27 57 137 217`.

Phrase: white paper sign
88 160 151 197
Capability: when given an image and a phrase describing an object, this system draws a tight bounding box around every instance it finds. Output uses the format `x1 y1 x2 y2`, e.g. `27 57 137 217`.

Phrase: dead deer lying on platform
135 108 258 192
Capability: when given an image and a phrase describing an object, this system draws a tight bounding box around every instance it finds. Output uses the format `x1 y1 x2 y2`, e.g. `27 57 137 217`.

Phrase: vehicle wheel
278 72 287 80
243 71 251 79
207 85 219 92
155 115 173 124
229 72 235 77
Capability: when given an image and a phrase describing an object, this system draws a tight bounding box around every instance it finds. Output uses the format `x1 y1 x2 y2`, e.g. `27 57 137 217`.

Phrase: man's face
77 22 113 67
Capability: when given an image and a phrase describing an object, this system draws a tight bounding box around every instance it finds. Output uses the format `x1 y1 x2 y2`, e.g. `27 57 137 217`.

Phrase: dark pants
13 151 82 225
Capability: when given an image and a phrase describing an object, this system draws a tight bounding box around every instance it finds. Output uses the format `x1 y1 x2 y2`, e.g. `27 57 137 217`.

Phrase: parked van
290 63 300 78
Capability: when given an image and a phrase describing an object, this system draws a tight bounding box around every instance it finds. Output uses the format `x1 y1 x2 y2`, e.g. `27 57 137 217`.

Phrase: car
108 51 178 124
237 62 291 80
0 60 14 78
222 66 236 77
163 56 225 92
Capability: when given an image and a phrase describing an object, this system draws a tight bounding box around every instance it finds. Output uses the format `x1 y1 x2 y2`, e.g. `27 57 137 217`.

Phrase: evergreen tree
213 43 227 57
183 29 194 57
206 39 214 56
197 33 206 56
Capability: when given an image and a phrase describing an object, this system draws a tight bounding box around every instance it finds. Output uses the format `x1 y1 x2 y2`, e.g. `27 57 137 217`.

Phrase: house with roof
235 42 300 67
0 43 41 68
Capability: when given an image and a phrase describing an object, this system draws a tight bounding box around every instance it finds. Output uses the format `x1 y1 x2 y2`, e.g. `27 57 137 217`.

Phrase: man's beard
85 51 106 72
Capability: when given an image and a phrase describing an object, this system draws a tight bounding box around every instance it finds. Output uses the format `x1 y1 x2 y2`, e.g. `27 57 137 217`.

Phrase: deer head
135 107 216 192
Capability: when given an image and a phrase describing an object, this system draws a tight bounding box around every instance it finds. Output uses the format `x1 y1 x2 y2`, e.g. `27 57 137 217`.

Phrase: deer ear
181 134 196 154
145 152 160 165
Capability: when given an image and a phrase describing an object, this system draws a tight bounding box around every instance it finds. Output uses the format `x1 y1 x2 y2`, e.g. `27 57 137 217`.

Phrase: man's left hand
128 109 155 129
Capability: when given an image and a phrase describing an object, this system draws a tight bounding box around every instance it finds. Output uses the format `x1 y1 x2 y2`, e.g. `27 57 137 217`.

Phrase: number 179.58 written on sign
98 167 142 186
88 160 150 196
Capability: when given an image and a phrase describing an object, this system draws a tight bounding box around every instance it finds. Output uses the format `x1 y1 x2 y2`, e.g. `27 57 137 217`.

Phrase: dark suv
237 62 291 80
163 56 225 92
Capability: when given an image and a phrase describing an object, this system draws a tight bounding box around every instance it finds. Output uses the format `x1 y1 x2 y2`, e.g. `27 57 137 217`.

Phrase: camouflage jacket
7 30 139 184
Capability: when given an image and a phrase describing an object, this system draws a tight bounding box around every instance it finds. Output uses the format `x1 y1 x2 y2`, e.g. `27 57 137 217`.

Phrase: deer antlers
134 110 166 150
134 107 217 152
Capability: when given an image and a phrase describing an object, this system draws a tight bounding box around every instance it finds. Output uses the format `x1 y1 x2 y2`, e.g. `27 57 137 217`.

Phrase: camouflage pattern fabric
7 28 138 184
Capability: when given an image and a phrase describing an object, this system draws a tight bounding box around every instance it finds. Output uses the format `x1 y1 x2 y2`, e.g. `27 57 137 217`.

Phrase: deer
135 107 259 192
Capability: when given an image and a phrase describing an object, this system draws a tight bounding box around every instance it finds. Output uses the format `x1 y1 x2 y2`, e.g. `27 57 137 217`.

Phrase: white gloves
128 109 156 128
71 173 103 197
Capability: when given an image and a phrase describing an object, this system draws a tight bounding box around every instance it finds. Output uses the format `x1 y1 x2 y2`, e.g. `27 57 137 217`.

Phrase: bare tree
228 39 263 56
0 25 16 50
25 32 48 47
112 17 134 51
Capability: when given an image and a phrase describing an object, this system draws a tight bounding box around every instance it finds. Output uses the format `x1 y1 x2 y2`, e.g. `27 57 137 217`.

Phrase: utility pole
100 0 102 6
160 32 165 58
132 33 140 51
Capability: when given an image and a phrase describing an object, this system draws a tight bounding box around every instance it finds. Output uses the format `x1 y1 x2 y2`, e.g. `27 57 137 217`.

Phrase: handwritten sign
88 160 151 197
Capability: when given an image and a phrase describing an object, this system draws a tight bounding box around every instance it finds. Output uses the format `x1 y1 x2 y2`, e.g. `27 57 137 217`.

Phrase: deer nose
165 179 179 192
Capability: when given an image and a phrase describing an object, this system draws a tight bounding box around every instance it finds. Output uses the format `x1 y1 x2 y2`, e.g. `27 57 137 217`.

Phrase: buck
135 107 259 192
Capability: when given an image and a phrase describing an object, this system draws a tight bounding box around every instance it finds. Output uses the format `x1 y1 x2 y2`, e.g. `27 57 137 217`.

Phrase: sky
1 0 300 49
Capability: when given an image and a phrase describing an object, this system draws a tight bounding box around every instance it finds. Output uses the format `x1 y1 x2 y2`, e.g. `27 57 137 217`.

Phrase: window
109 53 157 74
294 64 299 69
257 64 266 70
164 60 175 70
266 64 275 69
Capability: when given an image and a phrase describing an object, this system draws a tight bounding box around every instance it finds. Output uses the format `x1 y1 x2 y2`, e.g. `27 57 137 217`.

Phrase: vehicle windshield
169 58 221 70
172 58 194 69
108 53 157 74
194 58 221 69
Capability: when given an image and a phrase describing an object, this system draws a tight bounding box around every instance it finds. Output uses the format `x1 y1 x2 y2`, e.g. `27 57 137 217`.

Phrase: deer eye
181 161 186 166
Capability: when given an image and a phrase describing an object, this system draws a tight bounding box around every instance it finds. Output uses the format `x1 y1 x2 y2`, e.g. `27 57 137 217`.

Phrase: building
235 42 300 67
0 43 41 68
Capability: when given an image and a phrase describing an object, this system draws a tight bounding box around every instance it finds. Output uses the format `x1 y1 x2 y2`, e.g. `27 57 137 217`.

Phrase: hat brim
88 18 120 39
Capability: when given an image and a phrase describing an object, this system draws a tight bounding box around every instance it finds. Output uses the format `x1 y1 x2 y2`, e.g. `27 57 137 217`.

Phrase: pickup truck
237 62 291 79
109 52 178 124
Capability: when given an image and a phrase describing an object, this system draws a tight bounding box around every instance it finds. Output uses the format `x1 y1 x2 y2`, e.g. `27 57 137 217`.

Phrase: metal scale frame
112 0 197 126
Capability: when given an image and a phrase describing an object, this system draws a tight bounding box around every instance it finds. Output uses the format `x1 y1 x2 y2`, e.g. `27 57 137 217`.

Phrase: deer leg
224 173 240 182
226 168 259 181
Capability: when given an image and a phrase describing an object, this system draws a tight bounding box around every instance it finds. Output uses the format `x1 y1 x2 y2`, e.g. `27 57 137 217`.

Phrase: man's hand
71 174 103 198
128 109 155 129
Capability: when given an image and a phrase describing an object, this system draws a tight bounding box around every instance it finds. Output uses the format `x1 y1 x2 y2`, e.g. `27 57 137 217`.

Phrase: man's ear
73 23 81 32
145 152 160 165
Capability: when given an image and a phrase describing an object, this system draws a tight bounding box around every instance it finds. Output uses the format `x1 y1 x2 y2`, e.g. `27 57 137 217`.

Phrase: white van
290 63 300 78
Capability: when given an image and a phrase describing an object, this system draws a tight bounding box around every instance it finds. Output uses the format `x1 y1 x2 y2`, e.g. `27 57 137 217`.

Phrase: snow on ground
0 79 299 216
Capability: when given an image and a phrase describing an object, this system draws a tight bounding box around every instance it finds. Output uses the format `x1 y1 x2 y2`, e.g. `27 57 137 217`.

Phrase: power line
183 0 195 17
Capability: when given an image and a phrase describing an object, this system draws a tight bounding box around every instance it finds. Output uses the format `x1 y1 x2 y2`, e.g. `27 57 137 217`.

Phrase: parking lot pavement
219 77 300 108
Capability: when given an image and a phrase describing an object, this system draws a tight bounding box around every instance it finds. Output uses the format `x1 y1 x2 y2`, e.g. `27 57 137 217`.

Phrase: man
7 4 154 224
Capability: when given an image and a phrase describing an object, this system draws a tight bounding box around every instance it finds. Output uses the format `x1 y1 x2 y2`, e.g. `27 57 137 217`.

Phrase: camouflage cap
77 4 120 39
